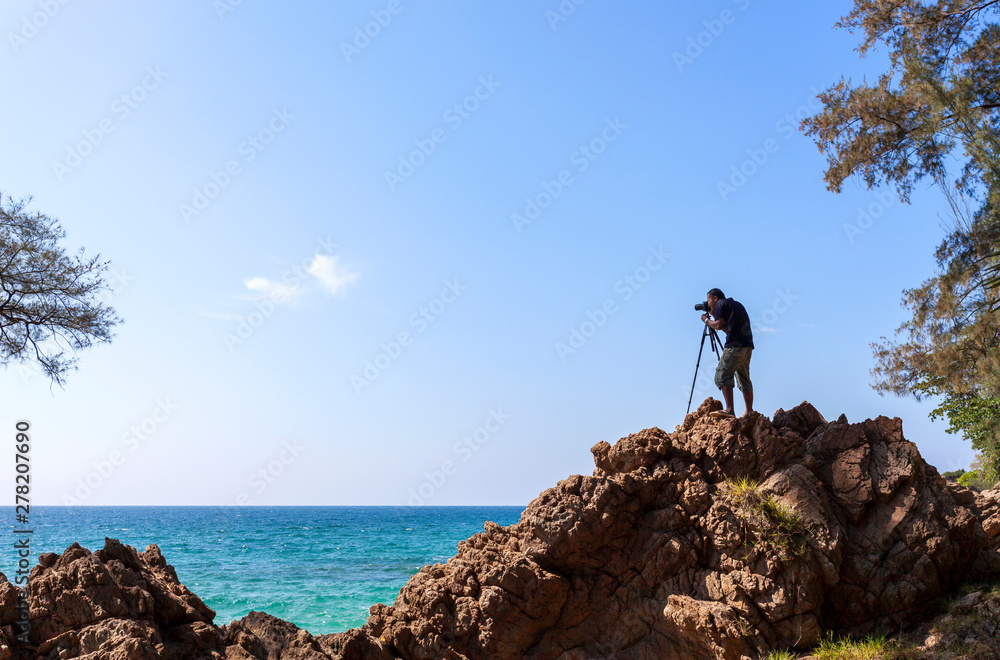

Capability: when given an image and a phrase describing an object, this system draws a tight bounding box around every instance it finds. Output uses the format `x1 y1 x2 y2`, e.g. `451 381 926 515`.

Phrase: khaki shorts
715 346 752 393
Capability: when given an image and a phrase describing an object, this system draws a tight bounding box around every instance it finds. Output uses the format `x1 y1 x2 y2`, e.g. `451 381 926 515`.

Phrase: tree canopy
0 193 121 386
803 0 999 202
802 0 1000 477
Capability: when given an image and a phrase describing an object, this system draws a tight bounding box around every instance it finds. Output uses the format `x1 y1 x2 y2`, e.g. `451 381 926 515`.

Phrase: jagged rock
36 618 162 660
13 538 225 660
25 538 216 649
221 611 333 659
323 400 1000 659
1 399 999 660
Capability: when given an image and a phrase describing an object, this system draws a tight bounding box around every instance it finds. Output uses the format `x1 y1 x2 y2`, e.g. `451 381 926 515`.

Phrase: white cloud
243 276 302 304
306 254 359 295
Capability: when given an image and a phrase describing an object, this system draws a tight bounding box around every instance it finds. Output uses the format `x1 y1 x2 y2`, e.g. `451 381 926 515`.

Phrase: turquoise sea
2 506 525 635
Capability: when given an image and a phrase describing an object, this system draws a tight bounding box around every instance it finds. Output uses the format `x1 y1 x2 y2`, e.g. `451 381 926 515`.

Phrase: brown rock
4 538 327 660
26 537 215 647
36 618 162 660
221 611 330 659
321 399 1000 659
0 399 997 660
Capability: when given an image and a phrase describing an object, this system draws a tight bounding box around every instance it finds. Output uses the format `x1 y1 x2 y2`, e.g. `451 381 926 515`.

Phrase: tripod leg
686 325 711 414
709 327 723 357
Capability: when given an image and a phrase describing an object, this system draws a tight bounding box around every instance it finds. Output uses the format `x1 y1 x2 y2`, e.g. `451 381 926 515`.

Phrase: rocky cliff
4 400 1000 659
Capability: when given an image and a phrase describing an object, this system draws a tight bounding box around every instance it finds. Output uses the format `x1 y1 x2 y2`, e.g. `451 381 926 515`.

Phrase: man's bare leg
741 389 754 417
721 385 735 414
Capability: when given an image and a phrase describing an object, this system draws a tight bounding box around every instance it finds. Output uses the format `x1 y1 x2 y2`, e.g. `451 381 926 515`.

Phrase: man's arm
701 313 726 331
710 298 730 332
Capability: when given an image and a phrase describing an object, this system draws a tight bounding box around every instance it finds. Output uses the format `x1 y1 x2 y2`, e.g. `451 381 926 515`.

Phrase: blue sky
1 0 971 506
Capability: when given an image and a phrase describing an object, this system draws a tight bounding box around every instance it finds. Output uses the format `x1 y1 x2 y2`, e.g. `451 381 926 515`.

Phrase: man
700 288 754 419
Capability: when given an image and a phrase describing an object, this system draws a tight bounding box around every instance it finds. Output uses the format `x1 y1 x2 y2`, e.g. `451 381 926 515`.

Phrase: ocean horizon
2 506 525 635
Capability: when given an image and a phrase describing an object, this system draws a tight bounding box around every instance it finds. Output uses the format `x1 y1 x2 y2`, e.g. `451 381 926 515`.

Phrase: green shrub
941 469 965 481
723 477 813 555
957 468 997 491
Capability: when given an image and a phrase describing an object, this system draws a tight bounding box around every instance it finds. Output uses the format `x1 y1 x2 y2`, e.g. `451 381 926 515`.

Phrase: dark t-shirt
713 298 754 349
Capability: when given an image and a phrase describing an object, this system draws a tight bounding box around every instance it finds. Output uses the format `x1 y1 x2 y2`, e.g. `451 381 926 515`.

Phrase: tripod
686 321 724 414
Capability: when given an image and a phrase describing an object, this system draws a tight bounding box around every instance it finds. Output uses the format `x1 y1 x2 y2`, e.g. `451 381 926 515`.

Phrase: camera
694 302 711 312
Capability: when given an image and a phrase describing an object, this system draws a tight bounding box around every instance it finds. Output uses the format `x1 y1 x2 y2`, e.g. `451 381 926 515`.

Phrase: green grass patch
728 475 760 499
723 477 813 555
812 632 898 659
760 650 797 660
778 586 1000 659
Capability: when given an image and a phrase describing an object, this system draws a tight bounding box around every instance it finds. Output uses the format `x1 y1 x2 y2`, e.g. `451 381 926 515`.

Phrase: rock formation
3 400 1000 659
